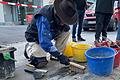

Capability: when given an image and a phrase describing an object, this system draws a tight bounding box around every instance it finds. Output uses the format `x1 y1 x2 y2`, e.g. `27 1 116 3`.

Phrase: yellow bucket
72 43 92 62
64 42 76 57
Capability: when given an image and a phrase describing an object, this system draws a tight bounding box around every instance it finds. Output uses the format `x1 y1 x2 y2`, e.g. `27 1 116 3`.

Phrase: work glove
50 51 70 65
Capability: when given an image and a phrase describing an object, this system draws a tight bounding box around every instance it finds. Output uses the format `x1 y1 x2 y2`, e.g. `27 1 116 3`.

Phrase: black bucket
0 46 16 79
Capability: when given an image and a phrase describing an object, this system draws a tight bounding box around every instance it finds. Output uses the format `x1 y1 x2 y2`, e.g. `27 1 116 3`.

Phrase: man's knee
24 42 46 58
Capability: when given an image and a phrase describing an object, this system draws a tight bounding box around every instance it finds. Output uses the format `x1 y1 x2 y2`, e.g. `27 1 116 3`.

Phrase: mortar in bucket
85 47 116 76
72 44 92 62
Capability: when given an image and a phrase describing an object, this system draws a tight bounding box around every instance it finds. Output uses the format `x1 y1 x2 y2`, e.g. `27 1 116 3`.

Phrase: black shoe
94 40 100 43
29 56 48 69
94 39 101 47
95 38 101 43
102 37 107 41
72 38 77 42
78 37 86 41
102 36 107 41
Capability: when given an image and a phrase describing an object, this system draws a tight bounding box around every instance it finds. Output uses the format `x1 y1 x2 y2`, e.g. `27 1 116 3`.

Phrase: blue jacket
36 16 58 53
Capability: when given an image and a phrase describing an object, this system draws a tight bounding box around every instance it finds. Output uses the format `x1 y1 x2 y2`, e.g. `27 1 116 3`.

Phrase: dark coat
95 0 115 14
25 5 54 43
25 5 70 43
75 0 86 10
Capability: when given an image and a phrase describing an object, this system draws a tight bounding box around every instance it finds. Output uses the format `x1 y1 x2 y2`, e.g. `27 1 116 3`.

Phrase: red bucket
113 48 120 68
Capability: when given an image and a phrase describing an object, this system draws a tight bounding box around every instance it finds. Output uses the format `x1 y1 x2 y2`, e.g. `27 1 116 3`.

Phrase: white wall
43 0 49 6
43 0 54 6
0 0 5 23
3 5 13 22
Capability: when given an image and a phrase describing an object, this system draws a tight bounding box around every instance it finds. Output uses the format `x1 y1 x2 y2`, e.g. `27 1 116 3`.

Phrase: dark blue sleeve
36 16 58 53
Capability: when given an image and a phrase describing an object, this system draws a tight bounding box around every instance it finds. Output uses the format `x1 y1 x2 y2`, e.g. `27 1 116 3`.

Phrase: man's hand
58 54 70 65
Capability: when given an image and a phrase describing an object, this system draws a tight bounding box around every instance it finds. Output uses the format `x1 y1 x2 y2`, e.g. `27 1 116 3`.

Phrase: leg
55 32 70 53
116 22 120 45
116 22 120 40
77 10 86 41
72 23 77 39
95 13 105 41
72 23 77 42
26 42 46 57
102 14 112 40
77 10 85 37
25 42 48 68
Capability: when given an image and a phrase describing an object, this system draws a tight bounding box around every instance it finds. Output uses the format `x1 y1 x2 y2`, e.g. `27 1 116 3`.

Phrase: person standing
95 0 115 42
116 23 120 45
116 0 120 45
72 0 86 42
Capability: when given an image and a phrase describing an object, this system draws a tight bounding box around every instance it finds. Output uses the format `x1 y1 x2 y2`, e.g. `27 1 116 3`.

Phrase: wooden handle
69 62 86 70
26 64 35 68
0 47 16 52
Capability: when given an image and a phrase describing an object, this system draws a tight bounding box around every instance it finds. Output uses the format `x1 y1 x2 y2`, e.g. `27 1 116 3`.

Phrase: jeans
116 22 120 40
95 13 112 40
72 10 85 38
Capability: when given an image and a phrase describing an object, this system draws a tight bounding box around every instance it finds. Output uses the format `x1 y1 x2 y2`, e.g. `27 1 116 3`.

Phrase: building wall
43 0 49 6
3 5 13 23
12 6 18 24
0 0 54 25
43 0 54 6
0 0 5 24
33 0 43 12
0 0 17 24
49 0 55 5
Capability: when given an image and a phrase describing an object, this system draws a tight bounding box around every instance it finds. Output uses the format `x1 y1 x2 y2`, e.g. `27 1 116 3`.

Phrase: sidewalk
6 41 120 80
0 25 28 28
0 29 118 80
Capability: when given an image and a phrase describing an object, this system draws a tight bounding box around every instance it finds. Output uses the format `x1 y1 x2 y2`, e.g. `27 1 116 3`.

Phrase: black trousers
95 12 112 40
72 10 85 38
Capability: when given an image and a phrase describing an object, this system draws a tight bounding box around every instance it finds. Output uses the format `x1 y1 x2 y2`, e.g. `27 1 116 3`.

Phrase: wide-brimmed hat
54 0 78 25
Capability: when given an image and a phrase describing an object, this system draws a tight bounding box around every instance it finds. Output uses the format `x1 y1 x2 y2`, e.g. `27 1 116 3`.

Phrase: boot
102 36 107 41
78 36 86 41
72 38 77 42
94 39 101 47
29 56 48 69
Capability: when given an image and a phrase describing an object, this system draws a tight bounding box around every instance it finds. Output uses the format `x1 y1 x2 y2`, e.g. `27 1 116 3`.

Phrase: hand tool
24 64 48 79
49 56 86 70
68 61 86 74
50 57 86 73
69 62 86 70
